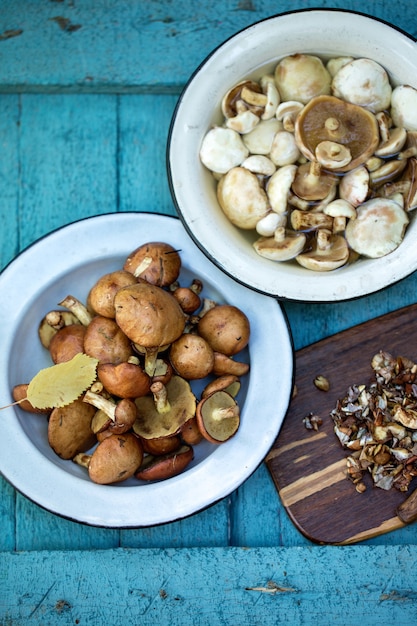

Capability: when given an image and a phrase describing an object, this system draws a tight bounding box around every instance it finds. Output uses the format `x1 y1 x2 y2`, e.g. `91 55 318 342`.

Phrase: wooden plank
0 1 416 92
0 95 19 269
267 303 417 545
1 546 417 625
118 94 178 215
18 94 118 249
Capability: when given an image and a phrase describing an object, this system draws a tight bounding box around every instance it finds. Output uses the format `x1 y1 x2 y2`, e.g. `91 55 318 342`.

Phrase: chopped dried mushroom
199 52 417 271
331 351 417 493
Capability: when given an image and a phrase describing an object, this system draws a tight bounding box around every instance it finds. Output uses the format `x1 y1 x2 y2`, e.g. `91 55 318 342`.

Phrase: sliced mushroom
331 58 392 113
217 167 269 229
296 230 349 271
294 95 380 172
253 227 307 261
275 54 331 104
345 197 409 258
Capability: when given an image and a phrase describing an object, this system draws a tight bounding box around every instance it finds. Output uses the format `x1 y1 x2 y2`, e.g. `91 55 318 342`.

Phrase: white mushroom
275 54 331 104
226 109 260 134
345 197 409 258
296 230 349 271
391 85 417 131
323 199 357 220
266 164 297 213
331 58 392 113
315 140 352 169
269 130 301 166
339 166 370 207
217 166 269 229
255 212 286 236
242 118 282 155
260 74 280 120
200 127 249 174
374 112 407 157
241 155 276 177
326 57 354 77
253 227 307 261
275 101 304 132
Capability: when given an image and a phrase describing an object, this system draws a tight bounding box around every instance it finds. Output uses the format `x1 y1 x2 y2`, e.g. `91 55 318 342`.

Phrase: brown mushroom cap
49 324 86 364
197 304 250 356
294 95 380 172
97 361 151 399
87 270 137 318
134 444 194 481
114 282 186 349
83 316 133 365
123 242 181 287
291 161 337 201
169 333 214 380
88 433 143 484
48 398 97 460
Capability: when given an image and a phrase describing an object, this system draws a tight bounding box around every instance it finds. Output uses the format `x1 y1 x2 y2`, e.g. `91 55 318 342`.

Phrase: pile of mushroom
13 241 251 485
200 53 417 270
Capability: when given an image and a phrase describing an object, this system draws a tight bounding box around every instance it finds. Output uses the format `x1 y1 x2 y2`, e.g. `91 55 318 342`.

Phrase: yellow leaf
26 353 99 409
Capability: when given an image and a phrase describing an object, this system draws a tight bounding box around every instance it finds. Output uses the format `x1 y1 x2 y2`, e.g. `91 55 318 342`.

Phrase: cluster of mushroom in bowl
12 241 251 486
199 53 417 271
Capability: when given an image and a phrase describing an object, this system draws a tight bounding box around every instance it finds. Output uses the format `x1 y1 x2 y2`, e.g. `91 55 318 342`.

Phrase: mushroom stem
212 405 240 421
59 295 93 326
316 230 332 251
83 389 116 421
143 346 160 377
150 381 171 414
73 452 92 469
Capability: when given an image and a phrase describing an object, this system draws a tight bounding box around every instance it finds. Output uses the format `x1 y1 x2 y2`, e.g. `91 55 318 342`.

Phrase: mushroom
291 161 337 201
169 333 214 380
217 167 269 229
339 165 370 207
275 101 304 132
241 154 276 177
294 95 380 172
390 85 417 132
315 140 352 170
199 127 249 174
12 383 51 414
48 398 97 460
323 199 357 233
368 159 407 188
49 324 86 364
255 211 286 237
259 74 280 120
88 433 143 485
269 130 301 167
83 316 133 365
202 374 241 399
133 375 196 440
171 280 202 314
345 197 409 258
87 270 137 318
58 295 93 326
83 389 138 434
296 230 349 271
197 304 250 356
221 80 266 119
141 433 182 456
275 54 331 104
290 209 333 232
180 417 204 445
253 227 307 261
124 241 181 288
38 310 81 349
331 58 392 113
266 164 297 213
97 357 151 399
326 57 354 77
242 118 282 155
374 112 407 158
212 352 250 377
226 109 260 134
114 282 186 376
134 445 194 481
196 391 240 444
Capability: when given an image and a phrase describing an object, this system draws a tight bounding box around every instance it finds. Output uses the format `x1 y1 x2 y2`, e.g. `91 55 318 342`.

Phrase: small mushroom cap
88 433 143 485
197 304 250 356
114 282 186 348
133 376 196 439
202 374 241 399
124 242 181 287
254 227 307 261
331 58 392 113
242 118 282 155
83 316 133 365
275 54 331 104
296 230 349 271
391 85 417 132
134 444 193 481
12 383 51 414
269 130 301 166
217 167 269 229
266 164 297 214
169 333 214 380
345 197 409 258
87 270 137 318
339 165 370 207
48 398 97 460
38 310 81 349
200 127 249 174
212 352 250 377
291 162 337 201
97 361 151 399
196 391 240 444
294 95 379 172
49 324 86 364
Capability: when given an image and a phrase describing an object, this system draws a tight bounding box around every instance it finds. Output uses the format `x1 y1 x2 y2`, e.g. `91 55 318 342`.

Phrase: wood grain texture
267 304 417 544
1 546 417 625
0 1 416 92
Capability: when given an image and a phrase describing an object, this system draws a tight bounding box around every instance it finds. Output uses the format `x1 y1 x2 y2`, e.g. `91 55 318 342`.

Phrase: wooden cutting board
266 303 417 545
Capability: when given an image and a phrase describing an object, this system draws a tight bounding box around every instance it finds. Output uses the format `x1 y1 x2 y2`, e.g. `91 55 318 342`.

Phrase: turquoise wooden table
1 1 417 624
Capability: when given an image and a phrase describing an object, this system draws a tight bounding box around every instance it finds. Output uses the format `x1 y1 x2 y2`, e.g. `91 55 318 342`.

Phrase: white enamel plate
0 213 293 527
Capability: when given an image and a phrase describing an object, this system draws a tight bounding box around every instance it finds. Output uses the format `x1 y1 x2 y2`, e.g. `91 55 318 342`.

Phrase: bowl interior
168 10 417 301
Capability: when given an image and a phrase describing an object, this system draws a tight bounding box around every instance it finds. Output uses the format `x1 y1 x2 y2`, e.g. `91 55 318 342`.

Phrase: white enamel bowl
0 213 293 527
168 10 417 302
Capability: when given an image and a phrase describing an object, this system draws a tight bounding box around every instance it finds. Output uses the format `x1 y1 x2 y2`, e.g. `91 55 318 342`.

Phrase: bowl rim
167 8 417 303
0 211 294 527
